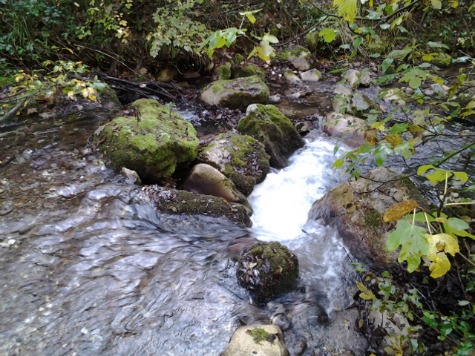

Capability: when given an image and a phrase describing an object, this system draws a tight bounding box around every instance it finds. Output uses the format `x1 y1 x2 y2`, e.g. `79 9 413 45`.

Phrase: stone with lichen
93 98 198 183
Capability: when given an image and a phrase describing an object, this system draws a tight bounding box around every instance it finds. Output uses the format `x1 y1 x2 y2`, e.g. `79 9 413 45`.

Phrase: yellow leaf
427 233 459 257
356 281 377 300
429 253 451 278
383 200 419 222
384 134 402 147
371 121 386 131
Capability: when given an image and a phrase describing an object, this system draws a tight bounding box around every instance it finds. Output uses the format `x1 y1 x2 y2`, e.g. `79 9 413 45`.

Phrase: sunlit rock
198 132 270 196
323 112 374 147
278 46 312 71
237 104 304 168
236 241 299 303
222 325 289 356
181 163 247 204
200 75 269 110
93 98 198 183
308 167 426 269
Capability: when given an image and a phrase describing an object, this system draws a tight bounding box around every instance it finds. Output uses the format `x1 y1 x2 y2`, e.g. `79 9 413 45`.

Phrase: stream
0 105 360 355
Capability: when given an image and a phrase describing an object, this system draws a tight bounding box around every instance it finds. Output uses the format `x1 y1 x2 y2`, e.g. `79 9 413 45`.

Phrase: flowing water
0 109 360 355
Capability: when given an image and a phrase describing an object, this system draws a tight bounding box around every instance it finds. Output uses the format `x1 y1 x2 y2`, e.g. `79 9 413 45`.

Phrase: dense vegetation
1 0 474 354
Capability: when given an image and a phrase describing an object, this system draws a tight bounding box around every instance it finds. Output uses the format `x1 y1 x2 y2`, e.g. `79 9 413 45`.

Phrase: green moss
247 328 273 344
276 46 311 61
364 207 383 231
216 63 232 80
232 64 266 79
94 99 198 182
426 52 452 67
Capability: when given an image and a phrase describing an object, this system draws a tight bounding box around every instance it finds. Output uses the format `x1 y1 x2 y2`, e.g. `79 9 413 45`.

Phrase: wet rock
236 242 299 303
284 71 302 84
181 163 248 204
308 167 425 269
200 75 269 110
278 47 312 71
300 69 322 82
222 324 289 356
323 112 371 147
121 167 142 184
237 104 304 168
343 68 372 88
93 98 198 183
198 132 270 196
369 310 412 353
138 185 252 227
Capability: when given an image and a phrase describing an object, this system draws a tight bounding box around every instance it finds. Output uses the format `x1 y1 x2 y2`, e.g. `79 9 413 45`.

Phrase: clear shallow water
0 113 359 355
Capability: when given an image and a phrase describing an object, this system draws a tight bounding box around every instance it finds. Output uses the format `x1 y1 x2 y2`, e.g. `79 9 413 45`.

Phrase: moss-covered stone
236 242 299 303
276 46 312 71
216 63 232 80
232 64 266 79
139 185 252 227
237 104 304 168
199 132 270 196
308 167 427 269
200 75 269 110
247 328 274 344
93 98 198 183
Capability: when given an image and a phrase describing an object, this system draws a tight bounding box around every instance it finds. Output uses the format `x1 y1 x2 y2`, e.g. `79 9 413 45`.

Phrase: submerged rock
237 104 304 168
200 75 269 110
236 242 299 303
308 167 425 269
198 132 270 196
138 185 252 227
93 98 198 183
222 325 289 356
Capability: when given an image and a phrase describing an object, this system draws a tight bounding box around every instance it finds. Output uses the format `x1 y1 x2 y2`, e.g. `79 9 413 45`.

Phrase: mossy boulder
222 325 289 356
237 104 304 168
93 98 198 183
232 64 266 80
236 242 299 303
308 167 426 269
200 75 269 110
198 132 270 196
138 185 252 227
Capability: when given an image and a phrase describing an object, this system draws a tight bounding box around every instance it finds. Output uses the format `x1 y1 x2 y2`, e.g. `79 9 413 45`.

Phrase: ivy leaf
387 220 428 272
334 0 358 22
394 141 414 160
429 253 451 278
372 144 392 166
319 28 337 43
356 282 377 300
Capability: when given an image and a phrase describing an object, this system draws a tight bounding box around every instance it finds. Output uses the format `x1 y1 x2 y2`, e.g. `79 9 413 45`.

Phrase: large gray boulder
93 98 198 183
308 167 425 269
222 325 289 356
237 104 304 168
198 132 270 196
200 75 269 110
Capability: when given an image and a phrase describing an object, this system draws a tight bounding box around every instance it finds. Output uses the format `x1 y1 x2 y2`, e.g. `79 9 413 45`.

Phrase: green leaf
427 41 450 50
387 220 428 273
430 0 442 9
453 171 468 183
381 58 394 73
333 157 345 169
333 0 358 23
394 142 413 160
239 9 261 24
319 28 337 43
389 123 408 135
372 145 392 166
